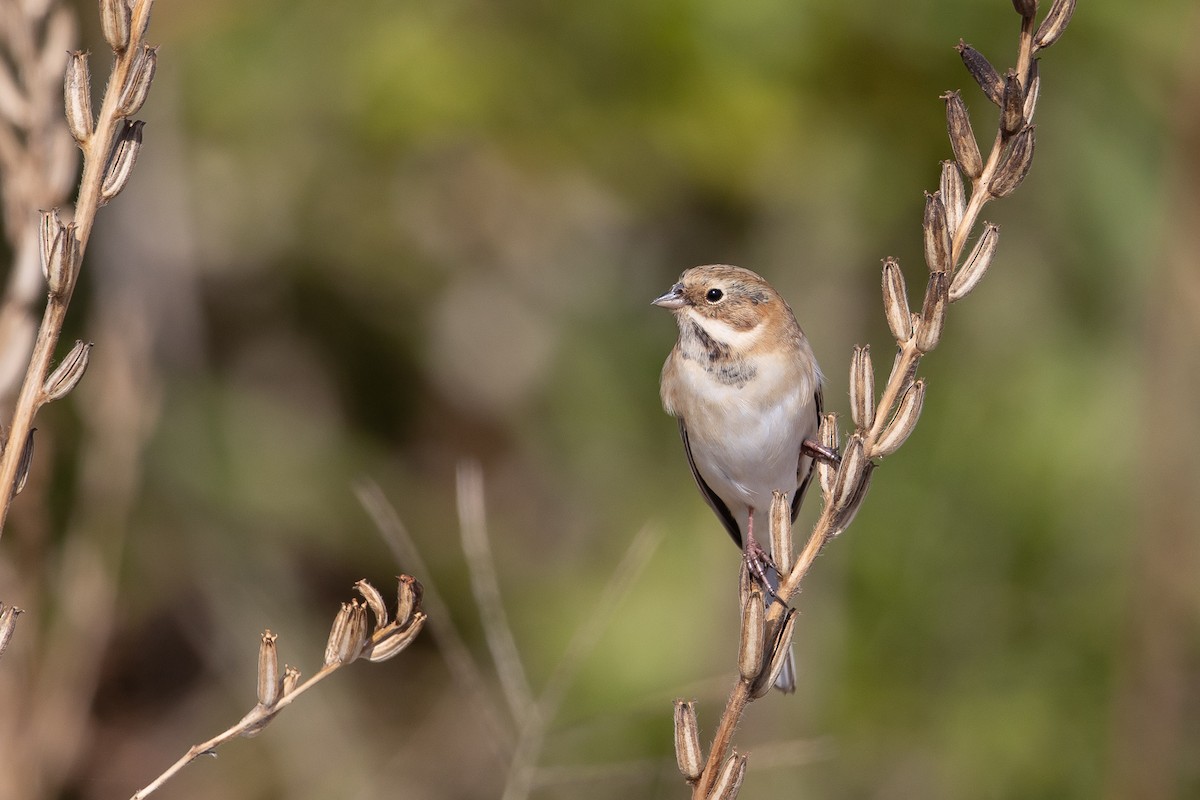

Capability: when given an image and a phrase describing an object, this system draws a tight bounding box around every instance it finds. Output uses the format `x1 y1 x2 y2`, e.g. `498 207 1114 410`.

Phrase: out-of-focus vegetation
1 0 1197 798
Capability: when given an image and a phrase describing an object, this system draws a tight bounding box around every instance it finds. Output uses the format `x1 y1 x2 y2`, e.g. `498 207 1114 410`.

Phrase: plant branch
675 2 1075 794
0 0 157 540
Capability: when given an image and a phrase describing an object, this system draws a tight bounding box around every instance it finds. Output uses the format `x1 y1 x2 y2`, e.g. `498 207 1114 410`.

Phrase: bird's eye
705 288 724 303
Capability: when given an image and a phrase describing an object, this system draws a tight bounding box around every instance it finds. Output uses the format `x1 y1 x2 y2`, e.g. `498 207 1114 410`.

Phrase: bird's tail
764 564 796 694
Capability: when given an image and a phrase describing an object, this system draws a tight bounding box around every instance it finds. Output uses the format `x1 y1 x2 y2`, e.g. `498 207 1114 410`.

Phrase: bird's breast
666 350 817 508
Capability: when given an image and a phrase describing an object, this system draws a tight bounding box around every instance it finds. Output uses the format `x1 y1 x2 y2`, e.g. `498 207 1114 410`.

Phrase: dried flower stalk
683 3 1073 796
129 577 426 800
0 0 159 542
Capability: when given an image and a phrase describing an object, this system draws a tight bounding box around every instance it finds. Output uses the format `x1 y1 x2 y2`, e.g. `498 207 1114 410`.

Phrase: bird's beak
652 282 686 309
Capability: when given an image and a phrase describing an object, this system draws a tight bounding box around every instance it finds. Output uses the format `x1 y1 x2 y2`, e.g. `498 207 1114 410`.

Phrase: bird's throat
679 319 759 389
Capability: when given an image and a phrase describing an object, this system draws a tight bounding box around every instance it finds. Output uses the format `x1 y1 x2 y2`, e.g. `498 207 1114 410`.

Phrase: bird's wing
678 418 743 548
790 385 823 523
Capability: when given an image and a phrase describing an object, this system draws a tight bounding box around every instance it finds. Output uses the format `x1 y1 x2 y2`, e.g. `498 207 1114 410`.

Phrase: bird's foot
802 438 840 467
743 537 782 605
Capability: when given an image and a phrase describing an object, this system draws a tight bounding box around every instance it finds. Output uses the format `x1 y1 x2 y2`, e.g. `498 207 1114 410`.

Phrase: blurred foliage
0 0 1197 798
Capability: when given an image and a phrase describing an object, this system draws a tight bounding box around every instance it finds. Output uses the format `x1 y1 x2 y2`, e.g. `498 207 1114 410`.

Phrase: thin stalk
130 662 341 800
0 0 156 539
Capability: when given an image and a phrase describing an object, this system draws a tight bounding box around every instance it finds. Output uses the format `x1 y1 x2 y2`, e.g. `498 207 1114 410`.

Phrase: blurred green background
1 0 1198 798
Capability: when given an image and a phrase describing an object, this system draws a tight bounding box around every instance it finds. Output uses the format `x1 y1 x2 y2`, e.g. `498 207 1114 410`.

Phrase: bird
654 264 823 693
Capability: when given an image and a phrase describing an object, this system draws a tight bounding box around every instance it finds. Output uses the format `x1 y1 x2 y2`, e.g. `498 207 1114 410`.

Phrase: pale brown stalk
682 3 1074 796
0 0 157 541
130 577 426 800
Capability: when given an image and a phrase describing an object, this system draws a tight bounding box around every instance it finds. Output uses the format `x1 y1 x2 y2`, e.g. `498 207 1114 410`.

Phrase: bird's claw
743 539 782 605
802 438 841 467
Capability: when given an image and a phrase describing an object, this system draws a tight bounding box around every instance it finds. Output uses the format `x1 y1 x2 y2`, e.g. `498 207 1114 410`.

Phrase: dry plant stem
458 461 536 723
692 12 1046 797
0 0 155 540
502 523 662 800
130 662 341 800
691 518 827 798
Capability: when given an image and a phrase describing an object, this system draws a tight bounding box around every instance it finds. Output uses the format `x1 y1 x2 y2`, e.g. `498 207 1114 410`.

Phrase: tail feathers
773 647 797 693
763 564 796 694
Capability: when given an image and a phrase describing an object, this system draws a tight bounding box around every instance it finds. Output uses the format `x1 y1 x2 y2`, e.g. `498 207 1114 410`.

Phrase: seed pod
257 630 281 709
100 0 131 52
753 608 797 698
738 585 765 683
45 222 79 297
849 345 875 431
873 380 926 458
830 434 868 516
14 429 35 496
38 209 62 275
882 258 911 344
769 490 793 575
395 574 422 629
942 91 983 180
282 664 302 695
42 340 92 402
324 603 352 666
363 611 426 662
1012 0 1037 18
923 191 952 273
64 51 93 144
831 466 873 535
673 700 702 781
1023 59 1041 124
0 604 22 660
950 223 1000 301
710 751 748 800
956 41 1003 105
817 413 839 499
1000 69 1025 137
117 45 157 117
324 600 369 666
915 272 949 353
355 579 388 630
1034 0 1076 50
988 125 1036 198
100 120 144 203
940 161 965 240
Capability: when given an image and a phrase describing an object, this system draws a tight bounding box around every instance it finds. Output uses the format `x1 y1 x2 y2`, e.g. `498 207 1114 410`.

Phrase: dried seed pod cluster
250 580 424 737
130 577 426 796
846 0 1074 472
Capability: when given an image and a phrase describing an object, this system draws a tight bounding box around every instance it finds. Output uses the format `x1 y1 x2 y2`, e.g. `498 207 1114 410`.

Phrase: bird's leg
742 510 781 604
802 438 840 467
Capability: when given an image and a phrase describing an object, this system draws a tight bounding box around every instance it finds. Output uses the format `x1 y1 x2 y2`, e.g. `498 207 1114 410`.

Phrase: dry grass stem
359 473 662 800
129 577 426 800
0 0 158 543
457 460 536 723
355 478 515 762
680 3 1075 796
502 520 662 800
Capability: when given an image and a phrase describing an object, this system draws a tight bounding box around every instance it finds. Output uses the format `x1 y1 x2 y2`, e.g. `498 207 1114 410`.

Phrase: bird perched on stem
654 264 823 693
